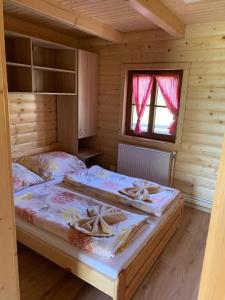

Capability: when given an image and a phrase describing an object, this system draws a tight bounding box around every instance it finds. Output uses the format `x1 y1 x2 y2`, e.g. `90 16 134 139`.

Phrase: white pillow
18 151 87 180
12 162 44 192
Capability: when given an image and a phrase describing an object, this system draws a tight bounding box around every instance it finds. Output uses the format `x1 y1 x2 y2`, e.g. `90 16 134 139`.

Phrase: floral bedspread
14 184 147 257
64 166 182 217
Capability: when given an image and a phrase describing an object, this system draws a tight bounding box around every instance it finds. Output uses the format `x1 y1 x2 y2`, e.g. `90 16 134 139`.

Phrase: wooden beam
8 0 124 43
198 135 225 299
4 15 81 49
0 3 20 299
128 0 185 38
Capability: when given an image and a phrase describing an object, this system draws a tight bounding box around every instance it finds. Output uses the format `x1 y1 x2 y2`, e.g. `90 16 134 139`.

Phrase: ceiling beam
8 0 124 43
128 0 185 38
4 15 81 49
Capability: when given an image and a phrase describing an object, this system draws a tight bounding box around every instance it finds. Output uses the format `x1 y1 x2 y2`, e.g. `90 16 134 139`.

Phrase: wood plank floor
18 207 210 300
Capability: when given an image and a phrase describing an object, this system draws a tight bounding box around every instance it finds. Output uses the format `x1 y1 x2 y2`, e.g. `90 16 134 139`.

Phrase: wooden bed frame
16 199 183 300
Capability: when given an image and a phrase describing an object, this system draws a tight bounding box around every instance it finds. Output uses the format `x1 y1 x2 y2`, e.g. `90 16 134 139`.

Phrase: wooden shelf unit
5 36 32 65
77 148 102 161
33 69 76 94
77 137 101 166
5 33 99 158
32 45 76 71
7 65 32 93
5 34 77 95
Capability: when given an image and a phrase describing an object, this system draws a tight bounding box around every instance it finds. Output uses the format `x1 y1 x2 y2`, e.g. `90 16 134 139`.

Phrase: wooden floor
18 207 210 300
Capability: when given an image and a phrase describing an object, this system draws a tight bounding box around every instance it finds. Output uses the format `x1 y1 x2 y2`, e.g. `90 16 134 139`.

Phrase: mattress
15 179 183 280
64 166 181 216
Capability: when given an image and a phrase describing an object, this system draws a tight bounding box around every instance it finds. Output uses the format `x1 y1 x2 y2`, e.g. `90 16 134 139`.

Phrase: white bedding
15 179 183 280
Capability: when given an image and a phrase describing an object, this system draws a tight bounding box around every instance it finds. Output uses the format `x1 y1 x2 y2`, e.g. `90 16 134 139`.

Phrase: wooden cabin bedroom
1 0 225 299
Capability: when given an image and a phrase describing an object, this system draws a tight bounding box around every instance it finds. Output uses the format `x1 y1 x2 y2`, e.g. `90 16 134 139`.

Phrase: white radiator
117 144 174 186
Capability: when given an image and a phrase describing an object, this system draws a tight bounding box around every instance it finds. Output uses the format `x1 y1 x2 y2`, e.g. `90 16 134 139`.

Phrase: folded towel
119 182 162 202
68 205 127 237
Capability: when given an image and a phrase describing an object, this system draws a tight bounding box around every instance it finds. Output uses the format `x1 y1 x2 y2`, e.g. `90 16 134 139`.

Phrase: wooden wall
94 23 225 210
9 93 58 158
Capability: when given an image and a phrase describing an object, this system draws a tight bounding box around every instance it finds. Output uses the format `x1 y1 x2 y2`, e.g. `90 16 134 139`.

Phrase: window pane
132 95 151 105
156 85 166 106
153 107 174 135
131 105 150 133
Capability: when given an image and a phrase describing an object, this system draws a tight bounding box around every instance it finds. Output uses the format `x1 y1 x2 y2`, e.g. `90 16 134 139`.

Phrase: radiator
117 144 174 186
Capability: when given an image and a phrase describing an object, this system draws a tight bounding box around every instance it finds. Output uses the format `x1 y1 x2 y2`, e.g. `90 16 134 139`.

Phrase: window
125 70 183 143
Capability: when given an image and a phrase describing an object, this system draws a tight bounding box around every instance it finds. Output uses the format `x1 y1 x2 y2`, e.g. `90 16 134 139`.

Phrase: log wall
94 23 225 210
8 93 57 158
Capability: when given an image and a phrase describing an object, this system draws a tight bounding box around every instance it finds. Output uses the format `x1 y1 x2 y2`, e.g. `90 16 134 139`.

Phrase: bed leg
113 271 126 300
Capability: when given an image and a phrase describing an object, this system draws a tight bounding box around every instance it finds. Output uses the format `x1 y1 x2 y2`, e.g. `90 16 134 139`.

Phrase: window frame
125 69 183 143
119 63 190 152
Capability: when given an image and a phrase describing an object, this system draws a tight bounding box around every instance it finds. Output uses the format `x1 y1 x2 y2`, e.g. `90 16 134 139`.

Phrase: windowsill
119 133 181 152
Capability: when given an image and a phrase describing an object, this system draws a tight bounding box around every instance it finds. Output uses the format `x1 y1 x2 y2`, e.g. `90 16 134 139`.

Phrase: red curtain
156 75 180 135
132 74 153 134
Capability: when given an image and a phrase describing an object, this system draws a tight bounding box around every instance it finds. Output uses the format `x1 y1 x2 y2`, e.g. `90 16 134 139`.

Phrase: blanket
64 166 182 216
14 184 147 257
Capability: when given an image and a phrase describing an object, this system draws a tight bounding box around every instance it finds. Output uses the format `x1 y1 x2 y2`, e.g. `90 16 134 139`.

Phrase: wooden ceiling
4 1 91 38
56 0 156 32
161 0 225 24
4 0 225 42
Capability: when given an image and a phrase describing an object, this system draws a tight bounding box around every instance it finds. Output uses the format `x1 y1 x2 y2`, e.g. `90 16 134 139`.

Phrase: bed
65 165 180 217
13 152 184 300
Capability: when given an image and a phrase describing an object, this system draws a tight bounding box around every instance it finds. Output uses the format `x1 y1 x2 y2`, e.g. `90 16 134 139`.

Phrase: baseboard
184 193 212 214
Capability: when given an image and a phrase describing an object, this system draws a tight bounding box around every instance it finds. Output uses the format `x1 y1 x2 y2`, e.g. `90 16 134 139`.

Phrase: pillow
18 151 87 180
12 163 44 193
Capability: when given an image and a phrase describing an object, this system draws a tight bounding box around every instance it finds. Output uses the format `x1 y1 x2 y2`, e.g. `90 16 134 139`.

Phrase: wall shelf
78 148 102 161
32 45 76 71
7 65 32 93
5 36 31 65
5 34 98 158
35 92 77 96
33 65 76 74
5 35 77 94
33 69 76 94
6 62 31 68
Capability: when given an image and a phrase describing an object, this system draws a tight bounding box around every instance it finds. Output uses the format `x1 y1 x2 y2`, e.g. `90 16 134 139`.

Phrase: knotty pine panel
95 32 225 208
8 93 57 157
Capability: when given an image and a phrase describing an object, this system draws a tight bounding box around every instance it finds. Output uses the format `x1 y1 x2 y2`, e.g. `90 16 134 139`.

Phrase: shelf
33 65 76 74
77 148 102 161
5 35 78 94
5 36 31 65
7 65 33 93
33 69 76 94
8 92 33 94
33 46 76 71
35 92 77 96
7 62 31 68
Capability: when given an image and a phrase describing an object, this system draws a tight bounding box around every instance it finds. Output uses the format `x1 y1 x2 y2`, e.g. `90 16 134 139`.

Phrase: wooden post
198 135 225 299
0 4 20 300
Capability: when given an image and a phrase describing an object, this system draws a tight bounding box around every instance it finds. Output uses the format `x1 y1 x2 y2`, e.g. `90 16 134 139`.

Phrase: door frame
198 135 225 299
0 3 20 299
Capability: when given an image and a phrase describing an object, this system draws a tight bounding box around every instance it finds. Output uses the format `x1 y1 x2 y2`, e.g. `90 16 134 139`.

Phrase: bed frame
16 199 183 300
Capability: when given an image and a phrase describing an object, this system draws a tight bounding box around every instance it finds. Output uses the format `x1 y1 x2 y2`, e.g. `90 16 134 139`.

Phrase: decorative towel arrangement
69 205 127 237
119 182 162 202
64 165 182 217
14 184 147 257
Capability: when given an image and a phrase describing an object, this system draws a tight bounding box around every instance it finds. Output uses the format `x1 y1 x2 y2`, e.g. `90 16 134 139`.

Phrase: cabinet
78 50 98 139
5 33 99 157
5 35 77 95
